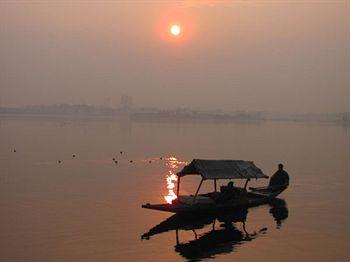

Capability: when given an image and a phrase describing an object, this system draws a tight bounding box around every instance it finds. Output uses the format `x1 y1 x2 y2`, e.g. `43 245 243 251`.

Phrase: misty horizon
1 1 349 114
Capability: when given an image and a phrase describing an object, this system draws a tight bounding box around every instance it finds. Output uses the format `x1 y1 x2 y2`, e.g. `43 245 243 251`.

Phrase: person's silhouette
269 163 289 188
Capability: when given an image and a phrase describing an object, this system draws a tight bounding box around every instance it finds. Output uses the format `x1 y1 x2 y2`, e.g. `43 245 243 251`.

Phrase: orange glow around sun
155 10 195 44
170 24 181 36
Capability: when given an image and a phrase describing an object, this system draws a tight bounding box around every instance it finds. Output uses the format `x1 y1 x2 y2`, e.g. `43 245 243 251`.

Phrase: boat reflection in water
142 199 288 261
269 198 289 229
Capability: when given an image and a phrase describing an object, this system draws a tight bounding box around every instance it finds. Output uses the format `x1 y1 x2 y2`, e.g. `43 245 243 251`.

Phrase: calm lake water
0 116 349 261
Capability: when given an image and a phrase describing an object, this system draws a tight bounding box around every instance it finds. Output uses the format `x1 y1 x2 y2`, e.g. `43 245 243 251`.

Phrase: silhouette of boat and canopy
141 159 289 259
143 159 288 214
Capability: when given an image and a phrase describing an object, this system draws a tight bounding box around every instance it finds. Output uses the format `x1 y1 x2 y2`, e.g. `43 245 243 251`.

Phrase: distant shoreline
1 112 348 126
0 104 349 125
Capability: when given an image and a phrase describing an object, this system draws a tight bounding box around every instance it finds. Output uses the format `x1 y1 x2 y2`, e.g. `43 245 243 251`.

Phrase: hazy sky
0 1 349 113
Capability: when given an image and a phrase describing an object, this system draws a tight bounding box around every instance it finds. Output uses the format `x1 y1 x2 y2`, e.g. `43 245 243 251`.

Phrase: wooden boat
142 159 288 214
142 198 288 240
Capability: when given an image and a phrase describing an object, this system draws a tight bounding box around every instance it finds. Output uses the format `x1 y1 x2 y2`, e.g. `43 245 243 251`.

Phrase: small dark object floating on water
114 160 118 164
142 159 289 214
113 158 116 161
149 160 152 163
72 154 76 158
120 151 123 154
160 157 163 160
14 149 16 153
130 160 133 163
58 160 62 164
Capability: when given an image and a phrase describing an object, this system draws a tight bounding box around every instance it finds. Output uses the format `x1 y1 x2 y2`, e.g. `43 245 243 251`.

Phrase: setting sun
170 24 181 36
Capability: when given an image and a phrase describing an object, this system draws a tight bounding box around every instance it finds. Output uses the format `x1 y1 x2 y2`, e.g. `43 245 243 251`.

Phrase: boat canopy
177 159 268 180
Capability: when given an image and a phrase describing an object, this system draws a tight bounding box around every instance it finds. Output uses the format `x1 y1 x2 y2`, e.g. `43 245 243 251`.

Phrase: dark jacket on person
269 170 289 187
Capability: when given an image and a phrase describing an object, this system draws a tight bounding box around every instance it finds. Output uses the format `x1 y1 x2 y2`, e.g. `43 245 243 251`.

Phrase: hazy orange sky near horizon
0 1 349 113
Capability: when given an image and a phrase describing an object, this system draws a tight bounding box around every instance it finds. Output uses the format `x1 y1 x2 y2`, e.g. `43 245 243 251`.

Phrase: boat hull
142 188 286 214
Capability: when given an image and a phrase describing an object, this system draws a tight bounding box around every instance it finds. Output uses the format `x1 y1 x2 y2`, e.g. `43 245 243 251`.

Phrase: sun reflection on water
164 157 188 204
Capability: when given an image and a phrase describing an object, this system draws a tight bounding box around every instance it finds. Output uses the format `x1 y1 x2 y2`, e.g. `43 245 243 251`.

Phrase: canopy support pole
244 178 250 190
176 176 181 202
193 178 204 204
176 229 179 245
214 179 217 192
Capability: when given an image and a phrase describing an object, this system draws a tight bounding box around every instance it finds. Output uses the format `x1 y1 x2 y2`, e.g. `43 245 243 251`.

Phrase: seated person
217 181 240 203
269 163 289 190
